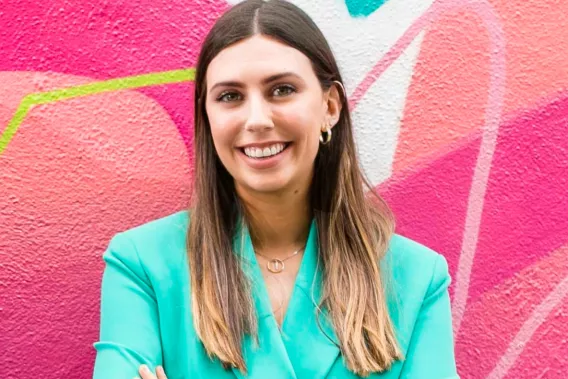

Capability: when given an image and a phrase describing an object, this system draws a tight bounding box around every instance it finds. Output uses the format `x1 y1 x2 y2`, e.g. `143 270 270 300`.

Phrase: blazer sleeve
399 254 460 379
93 232 163 379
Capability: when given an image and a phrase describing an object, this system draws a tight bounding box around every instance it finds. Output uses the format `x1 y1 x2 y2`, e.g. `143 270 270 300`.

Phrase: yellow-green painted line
0 68 195 155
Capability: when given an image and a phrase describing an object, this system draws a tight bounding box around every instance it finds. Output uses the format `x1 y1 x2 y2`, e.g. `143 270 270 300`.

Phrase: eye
272 84 296 97
216 91 242 103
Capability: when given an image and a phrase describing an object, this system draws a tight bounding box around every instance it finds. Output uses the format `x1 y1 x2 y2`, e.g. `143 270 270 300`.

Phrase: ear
323 81 344 129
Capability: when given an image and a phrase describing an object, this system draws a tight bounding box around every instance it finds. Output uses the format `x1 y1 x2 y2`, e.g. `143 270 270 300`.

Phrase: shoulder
103 210 190 284
385 233 451 291
116 209 189 246
381 233 452 329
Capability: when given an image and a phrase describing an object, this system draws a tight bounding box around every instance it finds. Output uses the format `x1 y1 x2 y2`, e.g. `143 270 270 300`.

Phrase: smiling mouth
240 142 291 159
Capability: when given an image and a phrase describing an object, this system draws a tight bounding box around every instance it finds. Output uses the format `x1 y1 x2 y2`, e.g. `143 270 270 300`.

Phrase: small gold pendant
267 259 285 273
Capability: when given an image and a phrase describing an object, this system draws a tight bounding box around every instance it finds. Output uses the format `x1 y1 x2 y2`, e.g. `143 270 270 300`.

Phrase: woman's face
205 35 338 196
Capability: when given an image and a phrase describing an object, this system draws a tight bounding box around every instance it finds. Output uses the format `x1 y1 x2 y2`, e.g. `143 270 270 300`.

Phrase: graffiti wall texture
1 0 567 378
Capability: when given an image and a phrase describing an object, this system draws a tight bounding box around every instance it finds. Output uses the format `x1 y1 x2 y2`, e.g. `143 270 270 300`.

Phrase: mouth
238 142 291 160
236 142 292 170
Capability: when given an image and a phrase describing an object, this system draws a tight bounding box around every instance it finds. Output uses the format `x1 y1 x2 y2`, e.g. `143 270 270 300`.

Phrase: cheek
208 109 236 144
279 106 321 140
206 103 235 144
300 120 322 153
208 120 238 165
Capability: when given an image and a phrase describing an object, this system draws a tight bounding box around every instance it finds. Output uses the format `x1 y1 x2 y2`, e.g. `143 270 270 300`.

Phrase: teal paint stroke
345 0 388 17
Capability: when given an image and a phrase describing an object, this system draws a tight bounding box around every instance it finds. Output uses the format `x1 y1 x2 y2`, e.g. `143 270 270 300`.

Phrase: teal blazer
93 211 459 378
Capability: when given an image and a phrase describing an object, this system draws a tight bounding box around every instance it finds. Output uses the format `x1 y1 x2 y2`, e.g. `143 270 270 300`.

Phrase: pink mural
388 0 568 377
1 0 567 378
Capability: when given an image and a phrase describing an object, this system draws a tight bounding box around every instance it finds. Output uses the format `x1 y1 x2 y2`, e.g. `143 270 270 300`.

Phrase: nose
243 93 274 132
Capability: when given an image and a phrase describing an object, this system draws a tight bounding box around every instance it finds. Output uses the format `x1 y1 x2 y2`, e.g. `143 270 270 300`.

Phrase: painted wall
1 0 567 378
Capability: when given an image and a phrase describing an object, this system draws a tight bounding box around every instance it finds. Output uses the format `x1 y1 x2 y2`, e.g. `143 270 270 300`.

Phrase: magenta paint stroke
380 91 568 376
0 0 229 148
349 0 506 338
487 273 568 378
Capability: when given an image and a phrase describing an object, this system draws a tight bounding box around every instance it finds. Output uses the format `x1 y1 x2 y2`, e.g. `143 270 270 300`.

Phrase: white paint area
350 32 424 184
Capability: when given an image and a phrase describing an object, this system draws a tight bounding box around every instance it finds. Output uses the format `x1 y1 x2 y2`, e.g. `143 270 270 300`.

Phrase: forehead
206 35 314 84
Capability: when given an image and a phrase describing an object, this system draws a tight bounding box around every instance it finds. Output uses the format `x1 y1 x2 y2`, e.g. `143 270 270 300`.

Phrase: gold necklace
255 245 305 274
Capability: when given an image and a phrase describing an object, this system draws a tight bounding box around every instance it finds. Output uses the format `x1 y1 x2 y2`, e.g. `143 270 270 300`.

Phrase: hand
136 364 167 379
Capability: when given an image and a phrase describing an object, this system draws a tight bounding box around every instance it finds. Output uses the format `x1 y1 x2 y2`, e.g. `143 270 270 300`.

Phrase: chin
248 182 288 194
239 176 291 195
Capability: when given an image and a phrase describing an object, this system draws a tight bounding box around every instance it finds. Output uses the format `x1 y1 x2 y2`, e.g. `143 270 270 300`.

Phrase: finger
156 365 168 379
138 364 157 379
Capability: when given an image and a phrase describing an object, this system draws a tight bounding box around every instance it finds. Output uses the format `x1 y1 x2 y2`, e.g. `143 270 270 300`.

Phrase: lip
236 141 289 149
237 143 291 170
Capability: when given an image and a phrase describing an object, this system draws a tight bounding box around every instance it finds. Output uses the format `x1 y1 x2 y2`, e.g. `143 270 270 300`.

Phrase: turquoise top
93 210 459 378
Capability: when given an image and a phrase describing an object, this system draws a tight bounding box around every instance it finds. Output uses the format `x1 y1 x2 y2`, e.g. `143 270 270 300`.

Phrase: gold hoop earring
320 122 332 144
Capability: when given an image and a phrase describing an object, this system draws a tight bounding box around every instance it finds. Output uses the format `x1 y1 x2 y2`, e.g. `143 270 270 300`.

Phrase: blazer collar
232 219 340 378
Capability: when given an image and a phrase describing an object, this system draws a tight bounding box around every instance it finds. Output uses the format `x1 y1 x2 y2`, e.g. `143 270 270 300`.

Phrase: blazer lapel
232 223 297 379
279 220 341 378
231 220 340 379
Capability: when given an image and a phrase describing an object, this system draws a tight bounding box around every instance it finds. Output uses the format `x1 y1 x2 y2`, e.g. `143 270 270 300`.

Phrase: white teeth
244 143 285 158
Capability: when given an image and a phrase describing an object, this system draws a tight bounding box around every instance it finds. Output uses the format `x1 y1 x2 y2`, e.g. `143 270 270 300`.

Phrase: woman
93 0 459 378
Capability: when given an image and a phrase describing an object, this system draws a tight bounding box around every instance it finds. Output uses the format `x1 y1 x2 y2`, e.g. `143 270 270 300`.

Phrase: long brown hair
188 0 403 376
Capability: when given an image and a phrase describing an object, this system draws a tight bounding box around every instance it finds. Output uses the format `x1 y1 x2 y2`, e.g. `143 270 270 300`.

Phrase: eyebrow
208 72 302 93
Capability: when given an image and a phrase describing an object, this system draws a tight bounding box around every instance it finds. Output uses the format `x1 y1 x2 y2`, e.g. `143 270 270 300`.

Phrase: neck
237 184 311 259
